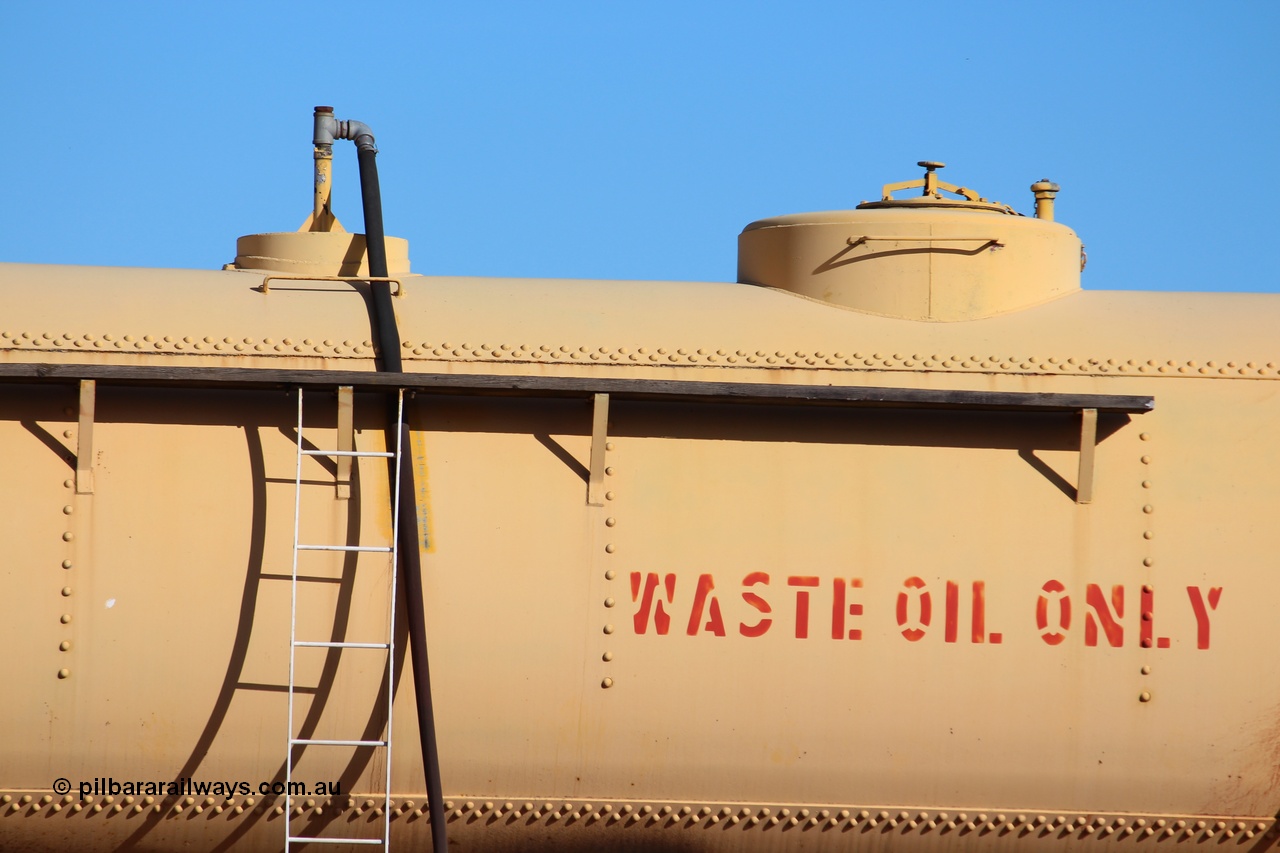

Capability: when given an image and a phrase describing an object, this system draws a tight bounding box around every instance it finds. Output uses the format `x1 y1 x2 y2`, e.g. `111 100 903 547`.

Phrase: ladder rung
290 738 387 747
297 545 393 553
302 449 395 458
287 837 384 846
294 641 390 649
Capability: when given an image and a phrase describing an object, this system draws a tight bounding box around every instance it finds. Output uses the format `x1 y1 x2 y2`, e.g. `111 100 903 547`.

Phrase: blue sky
3 1 1276 291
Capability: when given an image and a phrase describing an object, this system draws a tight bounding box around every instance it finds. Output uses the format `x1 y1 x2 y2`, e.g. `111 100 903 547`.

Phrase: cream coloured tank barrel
1 138 1278 852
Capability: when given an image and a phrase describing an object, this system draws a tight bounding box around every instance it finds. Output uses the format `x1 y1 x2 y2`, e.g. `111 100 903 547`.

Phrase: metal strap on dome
858 161 1019 214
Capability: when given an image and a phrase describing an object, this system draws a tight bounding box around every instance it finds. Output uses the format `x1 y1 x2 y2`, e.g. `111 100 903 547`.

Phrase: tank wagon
1 110 1278 852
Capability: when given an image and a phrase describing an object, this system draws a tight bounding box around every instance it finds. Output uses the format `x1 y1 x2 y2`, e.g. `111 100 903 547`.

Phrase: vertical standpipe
311 107 336 231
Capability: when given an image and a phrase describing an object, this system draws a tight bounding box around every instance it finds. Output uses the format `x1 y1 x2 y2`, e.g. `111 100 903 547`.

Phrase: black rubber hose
357 148 398 372
357 145 448 853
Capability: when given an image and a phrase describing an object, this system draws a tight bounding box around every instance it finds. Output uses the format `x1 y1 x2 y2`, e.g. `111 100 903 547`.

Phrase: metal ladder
286 387 404 850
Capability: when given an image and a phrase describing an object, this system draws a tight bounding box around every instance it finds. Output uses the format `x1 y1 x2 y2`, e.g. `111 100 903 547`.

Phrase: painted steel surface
0 170 1278 852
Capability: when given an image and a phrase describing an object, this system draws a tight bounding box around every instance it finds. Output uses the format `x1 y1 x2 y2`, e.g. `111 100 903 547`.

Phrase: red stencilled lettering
687 573 726 636
943 580 1000 644
1085 584 1124 648
972 581 988 644
739 572 772 638
1187 586 1223 650
1037 580 1071 645
630 572 675 635
896 576 931 642
627 572 1222 649
788 576 820 639
831 578 864 641
945 581 959 643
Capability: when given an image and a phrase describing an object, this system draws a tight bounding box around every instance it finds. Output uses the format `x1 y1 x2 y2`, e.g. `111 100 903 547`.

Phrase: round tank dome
232 231 410 277
737 162 1083 321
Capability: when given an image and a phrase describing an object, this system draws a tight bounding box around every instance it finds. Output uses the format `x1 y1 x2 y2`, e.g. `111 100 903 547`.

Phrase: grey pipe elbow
312 107 377 152
340 119 377 152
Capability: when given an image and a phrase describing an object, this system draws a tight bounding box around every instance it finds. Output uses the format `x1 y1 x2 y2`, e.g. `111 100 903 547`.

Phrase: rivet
1140 433 1150 441
63 505 73 515
59 641 70 651
605 517 617 527
1143 557 1153 567
60 614 72 624
62 532 74 541
58 668 70 679
1140 455 1151 464
603 624 614 634
604 570 616 580
1142 505 1153 514
1139 691 1152 702
1141 480 1151 488
602 652 613 661
61 587 72 596
605 491 615 501
604 597 616 608
63 479 74 489
1141 665 1151 675
62 560 72 569
1143 531 1154 540
604 544 616 553
605 442 615 451
63 430 74 439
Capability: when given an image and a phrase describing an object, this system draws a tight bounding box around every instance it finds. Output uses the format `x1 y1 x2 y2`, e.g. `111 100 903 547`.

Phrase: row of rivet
1139 431 1155 703
58 470 76 681
0 793 415 820
0 332 373 356
1 793 1272 839
389 342 1280 378
2 331 1275 378
601 441 617 690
